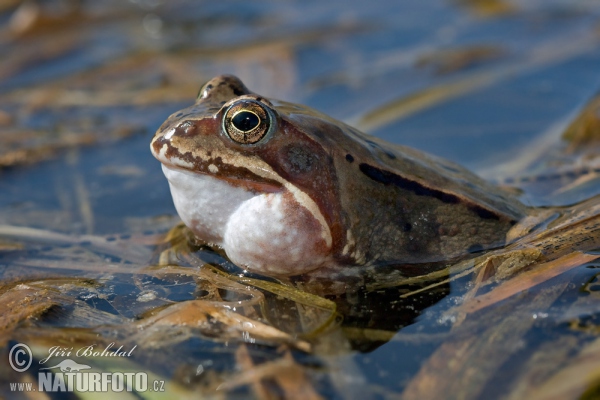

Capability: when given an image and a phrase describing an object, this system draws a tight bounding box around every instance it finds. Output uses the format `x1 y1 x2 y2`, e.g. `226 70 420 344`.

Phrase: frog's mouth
208 171 283 193
161 162 283 194
152 137 284 194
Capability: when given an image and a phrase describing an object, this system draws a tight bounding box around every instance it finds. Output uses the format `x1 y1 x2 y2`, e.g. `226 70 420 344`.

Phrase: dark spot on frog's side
345 154 354 163
359 163 510 222
359 163 460 204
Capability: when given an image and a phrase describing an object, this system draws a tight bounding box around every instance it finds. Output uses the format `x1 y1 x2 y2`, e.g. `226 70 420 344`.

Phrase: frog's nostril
176 120 197 137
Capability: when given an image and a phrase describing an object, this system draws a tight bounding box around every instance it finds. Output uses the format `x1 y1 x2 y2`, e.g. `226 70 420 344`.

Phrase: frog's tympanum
151 75 526 278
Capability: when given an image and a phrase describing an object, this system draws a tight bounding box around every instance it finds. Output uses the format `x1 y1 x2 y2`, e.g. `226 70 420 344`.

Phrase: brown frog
150 75 526 278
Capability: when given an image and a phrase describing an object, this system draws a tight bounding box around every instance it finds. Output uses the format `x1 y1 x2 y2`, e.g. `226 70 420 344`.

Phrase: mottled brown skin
152 75 527 274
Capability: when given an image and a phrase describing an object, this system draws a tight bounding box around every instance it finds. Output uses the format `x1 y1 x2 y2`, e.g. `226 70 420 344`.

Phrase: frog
150 75 528 279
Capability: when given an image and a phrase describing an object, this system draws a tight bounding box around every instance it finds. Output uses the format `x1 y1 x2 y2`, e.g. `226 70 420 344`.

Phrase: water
2 0 600 398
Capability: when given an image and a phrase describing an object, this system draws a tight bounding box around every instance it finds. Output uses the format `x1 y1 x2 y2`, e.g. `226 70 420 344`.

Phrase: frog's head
152 75 280 192
150 75 346 276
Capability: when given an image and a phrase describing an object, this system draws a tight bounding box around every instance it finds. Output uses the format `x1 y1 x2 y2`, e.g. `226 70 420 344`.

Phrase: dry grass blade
200 266 339 339
0 224 156 264
563 92 600 152
0 284 70 345
139 300 311 352
514 336 600 400
456 252 599 315
401 198 600 398
230 344 277 400
402 283 569 400
148 260 338 344
219 345 322 400
367 263 455 292
0 127 142 169
169 246 340 338
355 28 600 132
481 91 600 181
273 351 323 400
341 327 396 343
186 260 338 313
399 195 600 299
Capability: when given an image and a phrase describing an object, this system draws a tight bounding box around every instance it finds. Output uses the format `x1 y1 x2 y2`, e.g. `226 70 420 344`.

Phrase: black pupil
232 111 260 132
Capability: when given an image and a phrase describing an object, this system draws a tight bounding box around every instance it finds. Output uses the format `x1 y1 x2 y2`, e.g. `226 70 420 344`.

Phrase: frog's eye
223 100 273 144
